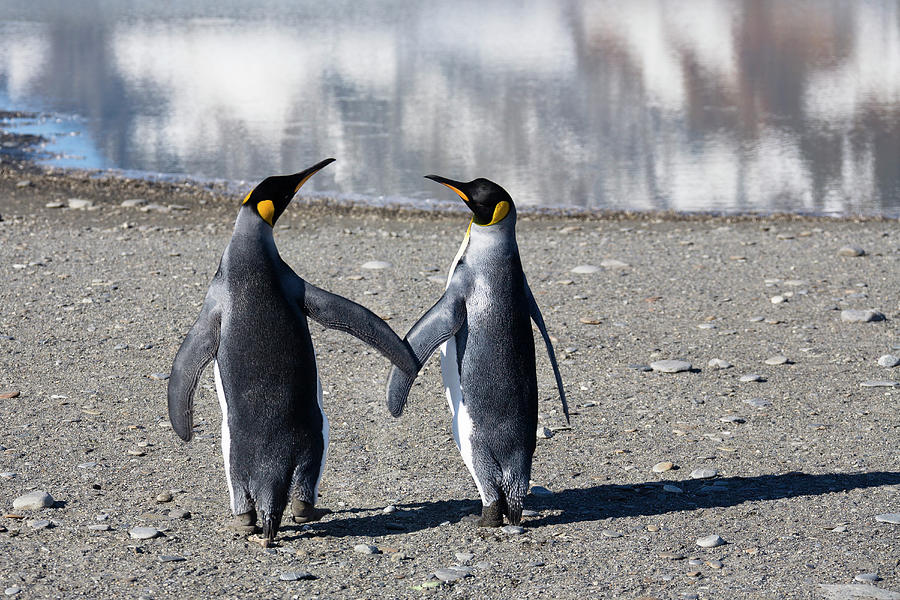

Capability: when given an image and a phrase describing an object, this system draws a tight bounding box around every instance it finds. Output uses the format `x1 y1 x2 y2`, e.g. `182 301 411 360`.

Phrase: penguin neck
466 212 518 255
230 207 278 257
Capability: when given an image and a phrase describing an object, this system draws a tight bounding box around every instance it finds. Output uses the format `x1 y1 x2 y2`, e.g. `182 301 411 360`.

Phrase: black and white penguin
386 175 567 527
168 158 418 543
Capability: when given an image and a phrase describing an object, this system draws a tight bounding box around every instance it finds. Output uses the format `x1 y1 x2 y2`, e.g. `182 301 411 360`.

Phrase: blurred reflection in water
0 0 898 215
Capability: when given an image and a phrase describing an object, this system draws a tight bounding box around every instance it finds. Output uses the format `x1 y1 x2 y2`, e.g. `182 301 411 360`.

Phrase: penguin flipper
167 298 220 441
387 284 468 417
300 281 418 376
524 280 569 424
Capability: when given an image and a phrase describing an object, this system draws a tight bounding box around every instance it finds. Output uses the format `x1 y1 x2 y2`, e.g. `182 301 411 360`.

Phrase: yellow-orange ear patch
257 200 275 226
484 201 510 226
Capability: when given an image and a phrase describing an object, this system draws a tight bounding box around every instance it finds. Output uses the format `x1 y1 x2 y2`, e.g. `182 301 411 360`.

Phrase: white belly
441 337 485 504
312 356 328 501
213 361 236 512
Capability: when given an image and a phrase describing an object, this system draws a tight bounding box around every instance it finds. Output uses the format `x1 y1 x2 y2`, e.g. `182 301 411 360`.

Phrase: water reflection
0 0 898 215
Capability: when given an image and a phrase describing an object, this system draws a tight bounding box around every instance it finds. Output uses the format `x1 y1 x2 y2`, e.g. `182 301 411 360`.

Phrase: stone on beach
841 309 885 323
650 360 692 373
129 526 160 540
707 359 732 370
875 513 900 524
12 491 54 511
696 534 726 548
570 265 600 274
837 245 866 257
67 198 93 210
361 260 392 270
876 355 899 368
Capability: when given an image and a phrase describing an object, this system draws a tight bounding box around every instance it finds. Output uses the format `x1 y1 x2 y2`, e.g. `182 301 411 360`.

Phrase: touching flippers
524 279 569 423
167 297 220 441
385 276 469 416
300 281 418 375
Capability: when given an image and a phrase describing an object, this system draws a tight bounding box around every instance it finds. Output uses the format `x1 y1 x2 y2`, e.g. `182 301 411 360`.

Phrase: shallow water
1 0 899 215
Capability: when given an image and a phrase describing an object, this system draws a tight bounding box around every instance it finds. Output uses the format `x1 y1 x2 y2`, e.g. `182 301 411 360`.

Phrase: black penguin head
425 175 514 226
242 157 335 226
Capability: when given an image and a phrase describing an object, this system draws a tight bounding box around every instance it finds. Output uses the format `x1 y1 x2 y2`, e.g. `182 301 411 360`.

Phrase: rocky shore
0 162 898 599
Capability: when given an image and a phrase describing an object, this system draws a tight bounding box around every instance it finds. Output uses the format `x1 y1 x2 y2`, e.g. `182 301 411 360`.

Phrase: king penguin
386 175 567 527
168 158 418 543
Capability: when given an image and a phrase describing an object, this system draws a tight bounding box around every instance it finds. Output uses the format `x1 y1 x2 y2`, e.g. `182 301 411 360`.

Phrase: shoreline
1 119 896 222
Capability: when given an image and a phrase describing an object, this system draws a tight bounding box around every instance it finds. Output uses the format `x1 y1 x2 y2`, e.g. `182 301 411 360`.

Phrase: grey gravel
650 359 692 373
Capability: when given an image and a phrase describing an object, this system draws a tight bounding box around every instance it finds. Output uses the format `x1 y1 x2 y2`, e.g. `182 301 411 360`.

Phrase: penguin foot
291 499 331 524
476 502 504 528
227 510 260 534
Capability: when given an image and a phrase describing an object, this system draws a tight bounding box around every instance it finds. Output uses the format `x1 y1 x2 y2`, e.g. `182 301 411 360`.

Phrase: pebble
140 203 169 213
770 295 786 304
819 584 900 599
120 199 146 207
663 485 683 494
696 534 726 548
719 415 745 424
877 355 900 368
628 364 653 372
12 491 54 511
45 201 65 209
149 373 170 381
764 355 789 365
855 573 882 583
27 519 51 530
168 509 190 519
744 397 772 408
571 265 600 274
739 374 764 382
128 526 160 540
455 552 474 563
837 245 866 256
4 587 20 596
536 426 554 439
860 381 899 388
15 179 32 187
841 309 886 323
353 544 379 555
601 529 623 538
521 509 539 517
706 559 724 569
529 485 553 497
688 558 703 566
690 468 718 480
156 492 173 503
600 259 629 269
501 525 525 535
660 552 685 560
68 198 93 210
382 505 396 514
279 571 315 581
0 472 15 479
361 261 392 270
707 359 732 369
88 524 110 531
434 566 472 582
652 461 674 473
650 360 692 373
875 513 900 524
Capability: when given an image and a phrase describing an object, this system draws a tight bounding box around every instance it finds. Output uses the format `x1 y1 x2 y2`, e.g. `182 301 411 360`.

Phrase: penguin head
425 175 515 226
242 158 335 226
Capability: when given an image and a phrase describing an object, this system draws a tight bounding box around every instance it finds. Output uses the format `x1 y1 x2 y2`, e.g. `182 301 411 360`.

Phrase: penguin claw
227 511 260 533
476 502 504 528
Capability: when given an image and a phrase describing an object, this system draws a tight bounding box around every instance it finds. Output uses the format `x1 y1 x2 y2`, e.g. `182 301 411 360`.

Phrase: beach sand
0 163 898 599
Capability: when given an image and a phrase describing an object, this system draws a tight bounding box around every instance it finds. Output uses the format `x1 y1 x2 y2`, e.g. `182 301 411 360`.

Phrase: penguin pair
387 175 567 527
167 159 418 544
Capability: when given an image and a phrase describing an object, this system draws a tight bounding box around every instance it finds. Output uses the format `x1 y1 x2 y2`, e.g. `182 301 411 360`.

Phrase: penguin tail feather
386 366 415 417
500 474 527 526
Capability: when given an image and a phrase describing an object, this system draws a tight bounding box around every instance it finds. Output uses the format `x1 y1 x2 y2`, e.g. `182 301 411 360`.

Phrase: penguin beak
425 174 470 204
291 157 336 194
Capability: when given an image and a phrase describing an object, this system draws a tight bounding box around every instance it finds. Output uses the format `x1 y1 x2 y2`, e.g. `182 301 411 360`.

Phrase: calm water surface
1 0 899 215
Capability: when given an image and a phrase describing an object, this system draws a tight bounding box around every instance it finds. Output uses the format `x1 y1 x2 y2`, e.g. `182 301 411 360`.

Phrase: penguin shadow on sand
274 471 900 539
